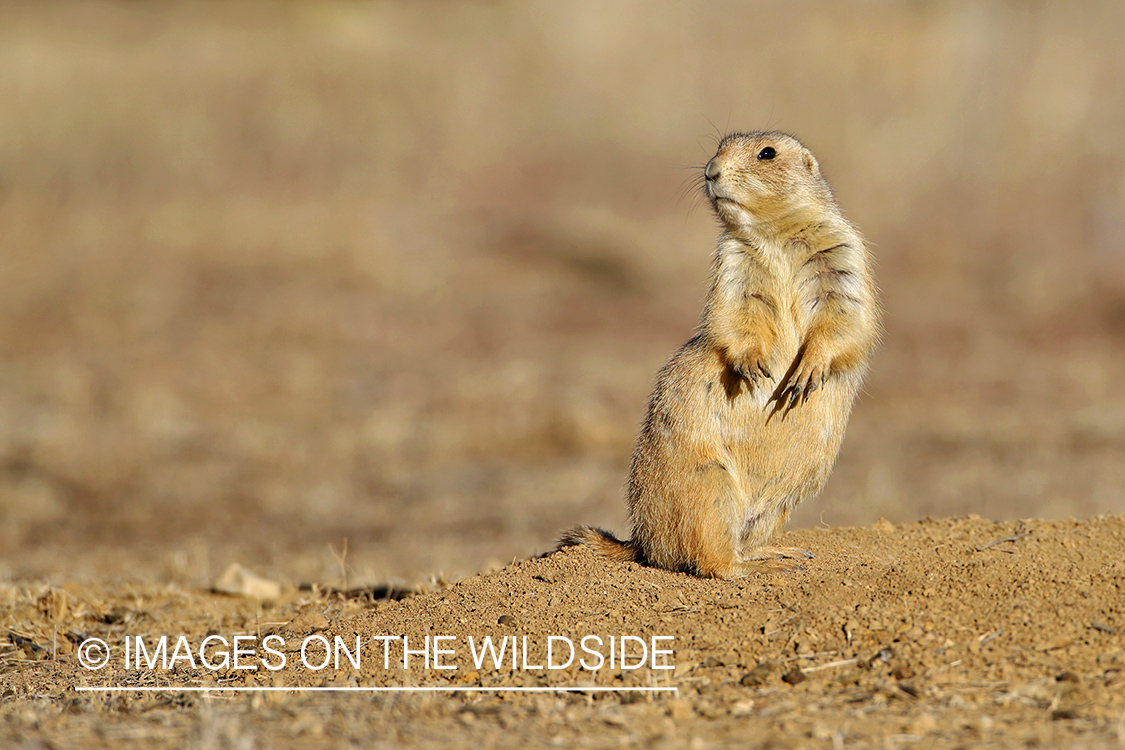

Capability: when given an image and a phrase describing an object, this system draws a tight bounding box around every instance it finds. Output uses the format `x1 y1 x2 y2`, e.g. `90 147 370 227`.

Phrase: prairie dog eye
757 146 776 160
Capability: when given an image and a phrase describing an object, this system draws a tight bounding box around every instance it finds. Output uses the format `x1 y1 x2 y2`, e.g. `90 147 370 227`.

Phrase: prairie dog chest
717 242 804 343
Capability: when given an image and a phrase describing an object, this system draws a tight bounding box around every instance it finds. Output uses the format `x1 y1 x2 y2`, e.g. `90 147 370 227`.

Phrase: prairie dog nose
704 158 721 181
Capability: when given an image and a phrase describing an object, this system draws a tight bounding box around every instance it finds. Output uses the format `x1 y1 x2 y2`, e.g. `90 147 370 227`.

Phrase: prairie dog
558 131 879 578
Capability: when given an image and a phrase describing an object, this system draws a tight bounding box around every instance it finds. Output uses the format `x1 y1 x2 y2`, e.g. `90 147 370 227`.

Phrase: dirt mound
4 516 1124 748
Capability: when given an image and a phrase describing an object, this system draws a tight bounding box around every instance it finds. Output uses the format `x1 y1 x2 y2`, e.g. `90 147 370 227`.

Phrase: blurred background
1 2 1123 585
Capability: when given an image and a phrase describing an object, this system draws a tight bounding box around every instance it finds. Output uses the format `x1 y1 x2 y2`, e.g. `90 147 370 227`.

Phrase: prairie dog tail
556 526 639 562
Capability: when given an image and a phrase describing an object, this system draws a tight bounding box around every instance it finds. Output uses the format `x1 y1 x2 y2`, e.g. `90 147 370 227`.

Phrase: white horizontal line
76 686 677 693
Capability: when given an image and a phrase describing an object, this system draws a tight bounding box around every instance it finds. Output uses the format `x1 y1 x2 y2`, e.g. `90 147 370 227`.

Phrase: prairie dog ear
803 150 820 175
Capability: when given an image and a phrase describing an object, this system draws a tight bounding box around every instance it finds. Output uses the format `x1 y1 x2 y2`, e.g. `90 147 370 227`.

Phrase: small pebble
782 668 807 685
740 661 774 687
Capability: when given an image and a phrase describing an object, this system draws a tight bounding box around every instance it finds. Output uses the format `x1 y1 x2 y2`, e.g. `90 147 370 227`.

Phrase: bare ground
4 516 1125 748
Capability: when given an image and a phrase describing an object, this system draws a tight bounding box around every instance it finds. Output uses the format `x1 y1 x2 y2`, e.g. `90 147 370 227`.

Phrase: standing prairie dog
558 131 879 578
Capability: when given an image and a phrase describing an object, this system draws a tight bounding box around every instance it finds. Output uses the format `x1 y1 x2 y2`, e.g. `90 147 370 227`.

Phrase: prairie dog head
704 131 834 233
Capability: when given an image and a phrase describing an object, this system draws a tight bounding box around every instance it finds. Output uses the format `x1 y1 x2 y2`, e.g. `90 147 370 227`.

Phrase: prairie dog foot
711 547 816 578
740 545 815 561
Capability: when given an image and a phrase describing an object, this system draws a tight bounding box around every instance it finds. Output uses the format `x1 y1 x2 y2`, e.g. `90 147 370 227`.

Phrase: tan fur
557 132 880 578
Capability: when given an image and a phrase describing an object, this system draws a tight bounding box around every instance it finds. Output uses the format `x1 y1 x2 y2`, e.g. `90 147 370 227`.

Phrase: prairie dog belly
653 338 856 543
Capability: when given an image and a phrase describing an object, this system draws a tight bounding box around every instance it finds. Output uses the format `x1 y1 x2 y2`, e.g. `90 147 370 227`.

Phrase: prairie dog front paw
727 345 775 390
771 339 831 411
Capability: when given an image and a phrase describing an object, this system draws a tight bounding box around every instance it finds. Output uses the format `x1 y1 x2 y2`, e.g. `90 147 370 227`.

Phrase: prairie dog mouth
711 194 744 211
706 183 736 203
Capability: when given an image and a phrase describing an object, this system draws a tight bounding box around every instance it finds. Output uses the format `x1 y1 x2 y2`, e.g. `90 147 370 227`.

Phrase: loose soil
4 515 1125 748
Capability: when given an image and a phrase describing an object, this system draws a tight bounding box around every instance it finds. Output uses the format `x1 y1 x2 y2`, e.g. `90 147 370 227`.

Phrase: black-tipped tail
556 525 638 562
